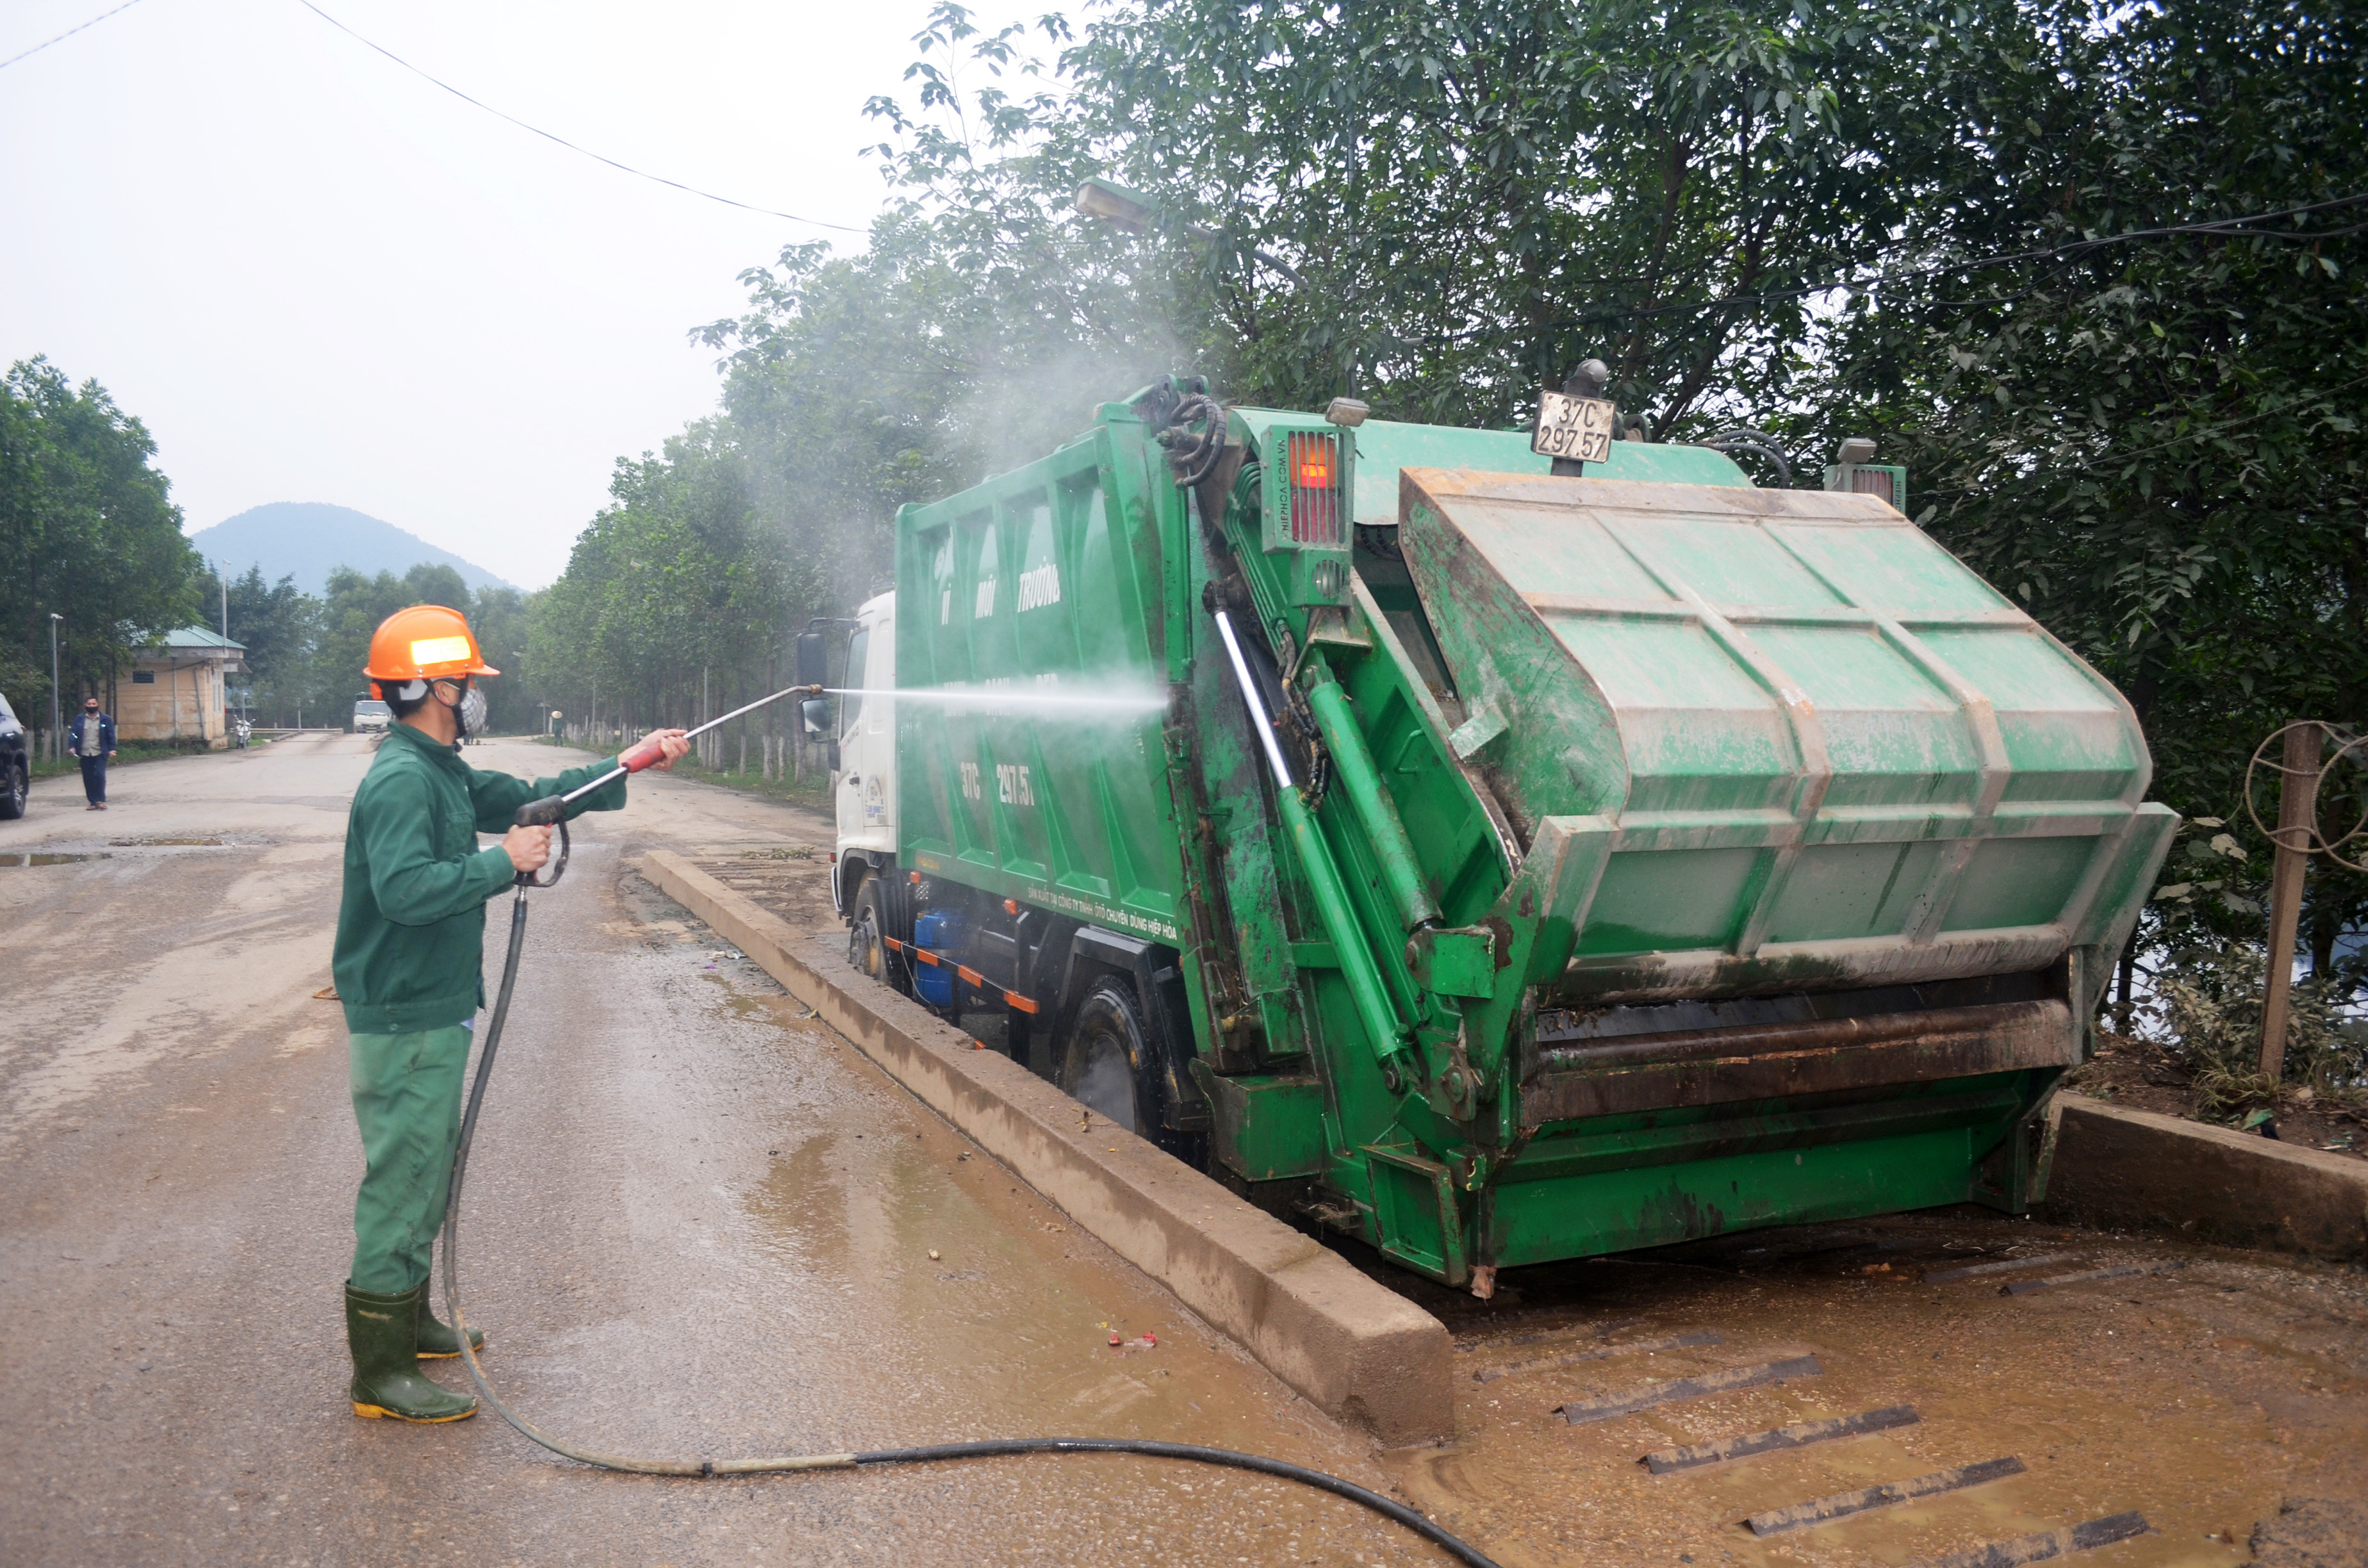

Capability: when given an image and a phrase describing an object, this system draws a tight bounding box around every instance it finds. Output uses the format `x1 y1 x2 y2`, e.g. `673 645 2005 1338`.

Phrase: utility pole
2259 721 2323 1081
48 613 62 762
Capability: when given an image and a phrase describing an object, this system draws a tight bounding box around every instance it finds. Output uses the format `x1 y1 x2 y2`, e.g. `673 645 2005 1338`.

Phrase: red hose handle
618 739 667 773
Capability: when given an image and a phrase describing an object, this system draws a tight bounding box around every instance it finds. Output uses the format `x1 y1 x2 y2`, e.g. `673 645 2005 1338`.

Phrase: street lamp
1074 176 1155 231
48 613 62 761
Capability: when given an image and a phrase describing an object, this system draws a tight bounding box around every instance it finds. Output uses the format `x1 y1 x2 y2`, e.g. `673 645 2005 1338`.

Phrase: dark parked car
0 691 27 820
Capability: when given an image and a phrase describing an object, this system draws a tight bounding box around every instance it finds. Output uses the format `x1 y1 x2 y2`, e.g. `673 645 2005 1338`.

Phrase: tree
849 0 2081 432
0 358 203 725
468 585 536 733
315 568 416 715
527 421 819 747
1796 0 2367 1007
220 566 318 725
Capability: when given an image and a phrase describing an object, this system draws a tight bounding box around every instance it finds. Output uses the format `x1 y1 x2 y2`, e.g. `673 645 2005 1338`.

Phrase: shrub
2144 940 2362 1115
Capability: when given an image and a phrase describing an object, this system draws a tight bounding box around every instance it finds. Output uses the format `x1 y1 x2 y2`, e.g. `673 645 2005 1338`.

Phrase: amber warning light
1285 430 1344 546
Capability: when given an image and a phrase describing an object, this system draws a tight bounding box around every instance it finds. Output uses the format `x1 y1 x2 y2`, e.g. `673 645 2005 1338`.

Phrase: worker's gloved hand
501 824 554 876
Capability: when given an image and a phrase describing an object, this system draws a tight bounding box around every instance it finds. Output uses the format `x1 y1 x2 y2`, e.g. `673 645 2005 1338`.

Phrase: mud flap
1971 1082 2057 1213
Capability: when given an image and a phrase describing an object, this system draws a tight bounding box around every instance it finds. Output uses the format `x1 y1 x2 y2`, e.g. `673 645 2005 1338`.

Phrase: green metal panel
1192 1063 1330 1180
1338 416 1753 530
1392 468 2167 1007
896 427 1187 942
1487 1107 2015 1263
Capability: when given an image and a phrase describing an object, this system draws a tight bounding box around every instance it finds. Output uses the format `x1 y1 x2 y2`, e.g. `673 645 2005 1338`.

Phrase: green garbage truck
810 377 2175 1293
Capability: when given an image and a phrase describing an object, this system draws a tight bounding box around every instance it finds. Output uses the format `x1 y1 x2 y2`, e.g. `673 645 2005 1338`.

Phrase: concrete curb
641 850 1454 1443
2044 1095 2368 1262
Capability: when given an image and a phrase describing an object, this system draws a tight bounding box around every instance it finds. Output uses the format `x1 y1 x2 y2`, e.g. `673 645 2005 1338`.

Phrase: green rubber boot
346 1282 477 1423
415 1287 486 1360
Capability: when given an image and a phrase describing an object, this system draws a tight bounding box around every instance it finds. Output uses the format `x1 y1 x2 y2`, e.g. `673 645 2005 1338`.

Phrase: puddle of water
107 837 226 847
0 851 110 867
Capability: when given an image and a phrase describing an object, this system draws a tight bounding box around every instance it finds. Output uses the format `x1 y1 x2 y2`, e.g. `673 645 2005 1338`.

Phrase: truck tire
0 761 24 821
848 875 898 992
1060 979 1167 1143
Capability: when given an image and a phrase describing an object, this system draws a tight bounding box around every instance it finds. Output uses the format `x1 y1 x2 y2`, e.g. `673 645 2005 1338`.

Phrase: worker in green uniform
334 604 688 1423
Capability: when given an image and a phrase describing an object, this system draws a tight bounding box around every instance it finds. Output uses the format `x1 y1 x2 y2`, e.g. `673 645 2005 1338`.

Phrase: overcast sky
1 0 1042 588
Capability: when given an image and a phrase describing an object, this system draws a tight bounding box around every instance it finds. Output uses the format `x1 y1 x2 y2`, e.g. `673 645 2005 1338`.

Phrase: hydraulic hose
436 885 1500 1568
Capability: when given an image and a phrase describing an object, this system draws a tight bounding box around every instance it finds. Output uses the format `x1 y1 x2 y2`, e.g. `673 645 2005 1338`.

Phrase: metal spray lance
504 682 824 888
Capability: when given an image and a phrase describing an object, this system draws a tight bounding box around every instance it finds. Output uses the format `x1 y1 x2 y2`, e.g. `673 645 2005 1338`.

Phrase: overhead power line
294 1 866 233
0 0 147 72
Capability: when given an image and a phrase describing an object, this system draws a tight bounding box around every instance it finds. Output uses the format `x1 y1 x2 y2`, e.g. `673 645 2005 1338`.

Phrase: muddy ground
2069 1034 2366 1160
1 733 2363 1567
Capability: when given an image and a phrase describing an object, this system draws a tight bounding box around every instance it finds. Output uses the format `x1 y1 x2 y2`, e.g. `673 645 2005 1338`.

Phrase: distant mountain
188 503 515 596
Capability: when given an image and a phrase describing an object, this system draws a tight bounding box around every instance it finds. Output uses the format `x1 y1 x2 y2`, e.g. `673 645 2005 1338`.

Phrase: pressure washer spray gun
504 683 826 890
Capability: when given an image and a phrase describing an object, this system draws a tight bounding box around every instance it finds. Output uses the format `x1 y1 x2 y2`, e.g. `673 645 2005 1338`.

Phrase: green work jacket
334 723 629 1034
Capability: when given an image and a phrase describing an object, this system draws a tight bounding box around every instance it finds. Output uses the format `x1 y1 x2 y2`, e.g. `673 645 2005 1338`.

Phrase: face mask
457 685 488 737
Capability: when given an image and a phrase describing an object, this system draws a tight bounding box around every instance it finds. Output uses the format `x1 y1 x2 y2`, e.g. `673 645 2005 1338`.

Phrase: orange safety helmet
364 605 500 699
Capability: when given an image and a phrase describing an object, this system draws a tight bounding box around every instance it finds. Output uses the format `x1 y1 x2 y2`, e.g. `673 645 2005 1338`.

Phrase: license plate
1533 390 1616 464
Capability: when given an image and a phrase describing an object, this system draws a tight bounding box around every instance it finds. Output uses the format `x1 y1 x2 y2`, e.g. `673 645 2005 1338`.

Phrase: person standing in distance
69 696 114 810
334 604 687 1423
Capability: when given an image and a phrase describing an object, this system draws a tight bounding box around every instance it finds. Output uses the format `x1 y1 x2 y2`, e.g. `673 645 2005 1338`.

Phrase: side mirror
800 697 834 736
795 632 830 690
825 739 841 772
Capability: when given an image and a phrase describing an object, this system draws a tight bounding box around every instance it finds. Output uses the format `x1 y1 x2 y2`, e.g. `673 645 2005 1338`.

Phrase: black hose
852 1440 1494 1567
436 886 1501 1567
1701 427 1795 486
1155 391 1229 487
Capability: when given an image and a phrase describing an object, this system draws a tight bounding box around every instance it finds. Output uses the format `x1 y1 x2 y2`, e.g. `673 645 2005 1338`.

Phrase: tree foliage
205 562 539 731
526 421 821 744
1 358 204 724
1794 0 2368 990
220 566 315 726
547 0 2364 1021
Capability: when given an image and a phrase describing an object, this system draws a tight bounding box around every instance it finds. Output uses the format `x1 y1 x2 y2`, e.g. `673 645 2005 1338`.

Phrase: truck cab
830 592 898 910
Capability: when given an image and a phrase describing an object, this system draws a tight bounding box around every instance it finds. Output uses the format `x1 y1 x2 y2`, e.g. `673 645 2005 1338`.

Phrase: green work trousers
348 1023 473 1294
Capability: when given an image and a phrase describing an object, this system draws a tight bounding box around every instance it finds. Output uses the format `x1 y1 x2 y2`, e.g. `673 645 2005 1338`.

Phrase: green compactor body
823 380 2175 1290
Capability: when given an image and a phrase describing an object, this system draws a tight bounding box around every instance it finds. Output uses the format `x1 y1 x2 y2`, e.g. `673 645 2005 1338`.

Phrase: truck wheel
0 762 24 821
1060 979 1162 1139
848 875 900 992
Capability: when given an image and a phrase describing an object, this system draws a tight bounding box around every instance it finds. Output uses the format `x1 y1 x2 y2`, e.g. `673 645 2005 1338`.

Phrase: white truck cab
832 591 898 867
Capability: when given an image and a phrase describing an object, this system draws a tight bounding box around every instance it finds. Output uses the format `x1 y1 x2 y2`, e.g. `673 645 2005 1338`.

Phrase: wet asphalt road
4 734 2365 1568
0 734 1416 1567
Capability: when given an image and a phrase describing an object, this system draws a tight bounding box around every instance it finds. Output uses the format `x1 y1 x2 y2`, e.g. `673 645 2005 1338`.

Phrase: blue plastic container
910 908 963 1008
